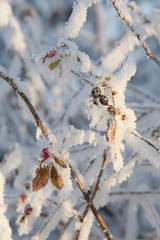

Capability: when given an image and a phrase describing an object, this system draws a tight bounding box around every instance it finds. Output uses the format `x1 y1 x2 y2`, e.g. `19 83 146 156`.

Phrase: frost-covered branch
0 69 49 138
70 164 114 240
0 67 113 240
131 131 159 153
75 150 108 240
110 191 160 197
1 1 160 239
110 0 160 68
128 85 160 105
71 70 94 87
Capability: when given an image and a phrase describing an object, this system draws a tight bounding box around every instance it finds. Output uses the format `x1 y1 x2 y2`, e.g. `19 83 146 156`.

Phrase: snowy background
0 0 160 239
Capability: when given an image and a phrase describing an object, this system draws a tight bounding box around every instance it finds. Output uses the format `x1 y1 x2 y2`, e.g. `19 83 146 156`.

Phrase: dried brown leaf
50 164 63 190
32 165 50 191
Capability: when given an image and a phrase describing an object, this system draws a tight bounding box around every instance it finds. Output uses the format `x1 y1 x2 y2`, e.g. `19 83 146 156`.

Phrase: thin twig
128 85 160 105
51 160 96 240
131 131 159 153
128 3 160 30
136 110 154 122
111 0 160 68
0 144 17 167
1 69 113 240
110 191 160 196
71 70 95 87
36 160 96 239
143 195 160 231
57 202 85 240
57 84 85 125
70 145 94 154
93 4 105 55
75 150 108 240
57 217 76 240
70 164 113 240
0 71 49 138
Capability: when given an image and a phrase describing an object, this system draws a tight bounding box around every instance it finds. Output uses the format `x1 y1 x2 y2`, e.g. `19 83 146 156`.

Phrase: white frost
0 171 13 240
0 0 11 27
64 0 101 38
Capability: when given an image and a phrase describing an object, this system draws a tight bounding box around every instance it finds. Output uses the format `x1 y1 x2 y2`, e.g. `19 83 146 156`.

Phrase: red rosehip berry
46 49 56 58
24 205 33 216
121 115 127 120
20 194 27 204
42 49 57 63
41 148 50 160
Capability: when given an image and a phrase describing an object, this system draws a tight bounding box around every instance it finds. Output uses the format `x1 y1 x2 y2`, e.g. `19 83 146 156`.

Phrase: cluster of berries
42 49 57 63
41 147 50 160
91 87 116 115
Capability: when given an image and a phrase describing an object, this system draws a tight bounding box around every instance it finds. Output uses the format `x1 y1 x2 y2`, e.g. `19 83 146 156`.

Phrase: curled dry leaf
32 165 50 191
50 164 63 190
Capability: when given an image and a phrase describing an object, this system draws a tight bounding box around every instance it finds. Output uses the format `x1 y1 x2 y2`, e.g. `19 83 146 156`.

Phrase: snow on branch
110 0 160 68
0 171 13 240
0 67 49 138
64 0 102 38
0 66 113 240
1 1 160 239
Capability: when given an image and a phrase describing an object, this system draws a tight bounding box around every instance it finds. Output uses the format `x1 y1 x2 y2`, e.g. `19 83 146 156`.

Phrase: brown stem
93 4 105 55
131 131 159 153
75 150 108 240
70 164 113 240
128 85 160 105
111 1 160 68
0 69 113 240
0 71 49 138
110 191 160 196
71 70 94 87
136 110 154 122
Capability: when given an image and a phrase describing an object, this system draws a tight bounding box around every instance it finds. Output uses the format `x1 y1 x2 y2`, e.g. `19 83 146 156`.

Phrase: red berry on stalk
20 194 27 204
46 49 56 58
24 205 33 216
121 114 127 121
42 49 57 63
41 148 50 160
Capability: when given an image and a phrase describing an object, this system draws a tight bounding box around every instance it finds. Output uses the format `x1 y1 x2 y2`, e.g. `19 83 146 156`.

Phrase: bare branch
41 160 96 240
0 71 49 138
70 163 113 240
76 150 108 240
110 191 160 197
111 1 160 68
128 85 160 105
131 131 159 153
0 69 113 240
71 70 95 87
136 110 154 122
